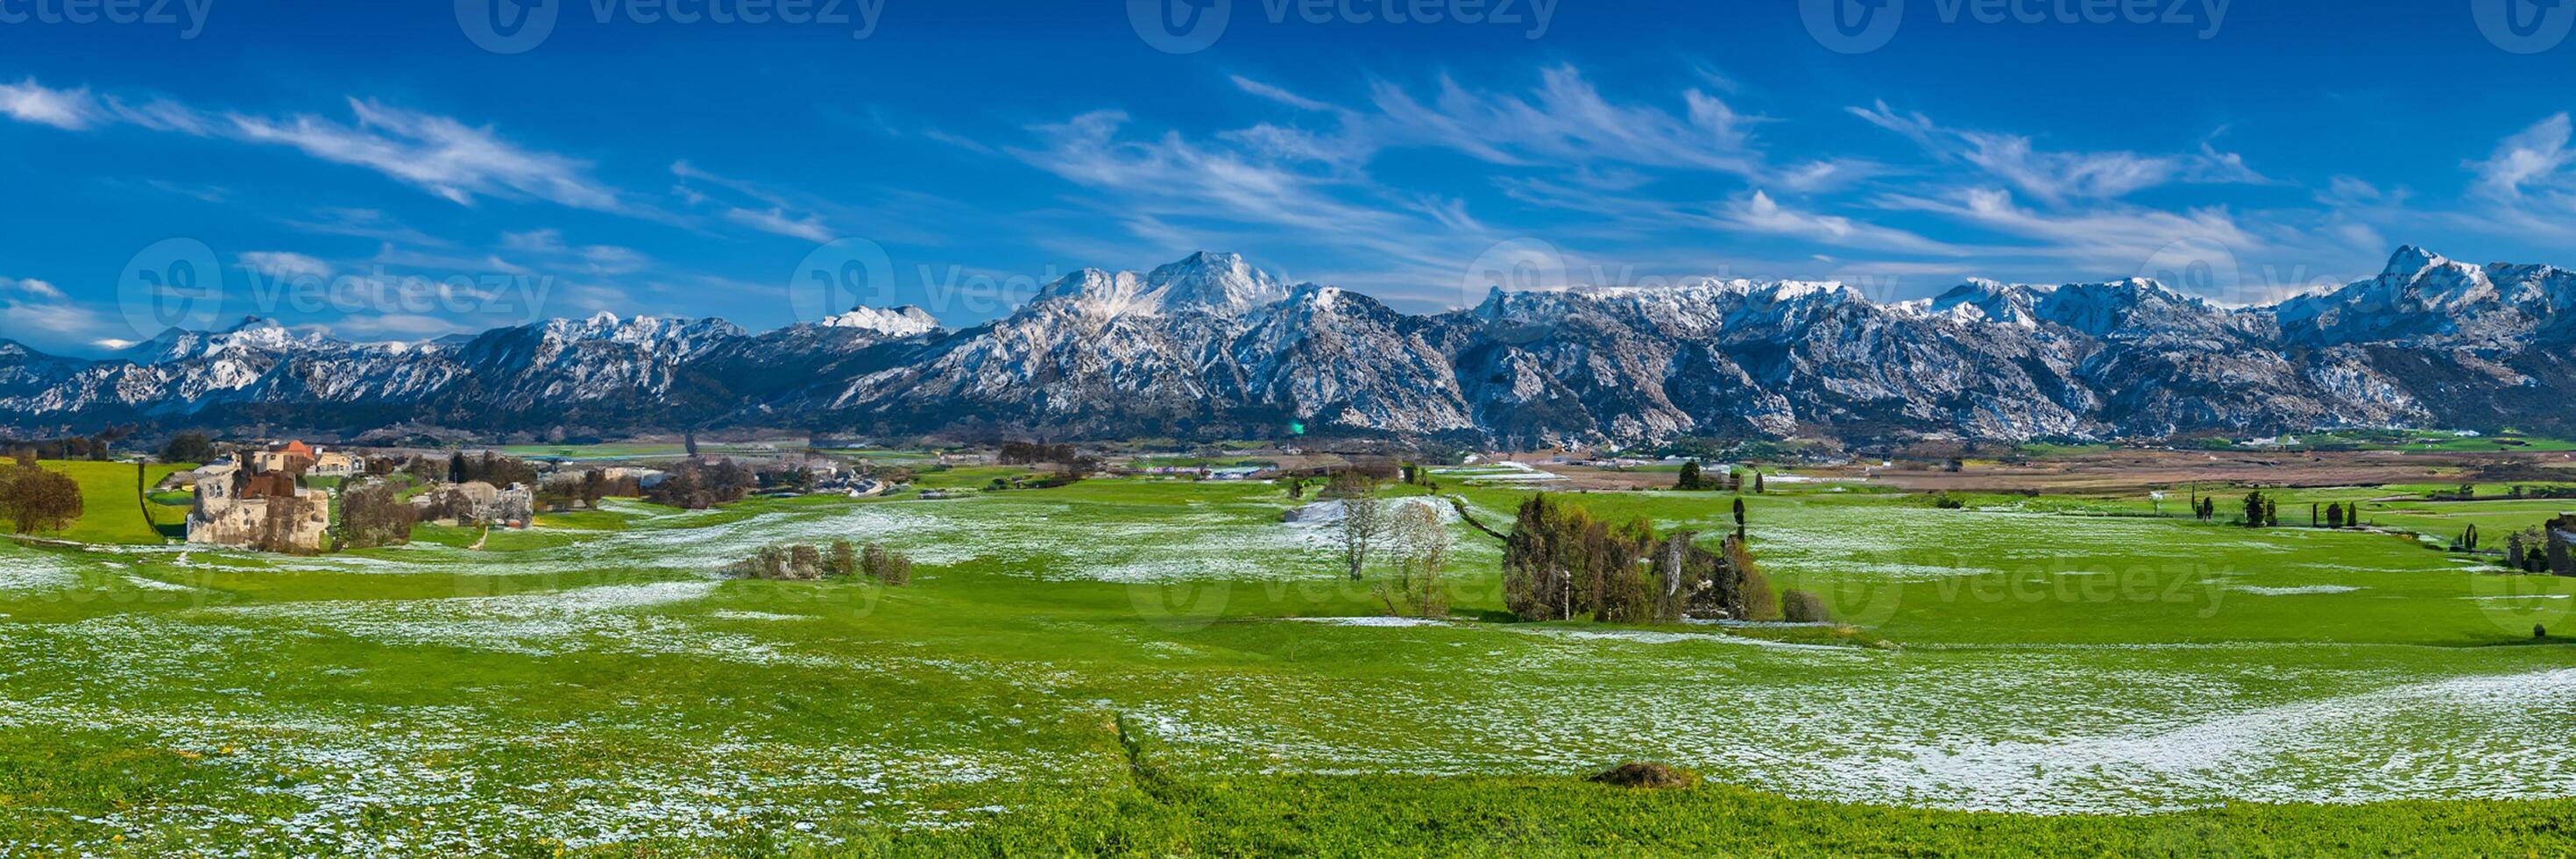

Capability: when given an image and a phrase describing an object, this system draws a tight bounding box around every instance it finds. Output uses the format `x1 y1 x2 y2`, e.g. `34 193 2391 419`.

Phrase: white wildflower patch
0 546 82 592
2232 585 2365 596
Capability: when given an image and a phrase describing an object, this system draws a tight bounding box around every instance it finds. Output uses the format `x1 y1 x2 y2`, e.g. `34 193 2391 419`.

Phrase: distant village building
310 450 360 478
244 440 315 474
414 480 535 528
244 440 365 478
186 452 330 552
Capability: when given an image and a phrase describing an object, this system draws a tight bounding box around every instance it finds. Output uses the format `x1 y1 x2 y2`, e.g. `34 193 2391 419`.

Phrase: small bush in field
1588 762 1700 789
726 543 825 579
1780 589 1831 623
860 542 915 586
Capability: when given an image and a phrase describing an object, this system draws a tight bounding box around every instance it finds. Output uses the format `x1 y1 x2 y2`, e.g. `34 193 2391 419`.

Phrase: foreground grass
4 718 2563 857
2 475 2571 854
853 775 2576 858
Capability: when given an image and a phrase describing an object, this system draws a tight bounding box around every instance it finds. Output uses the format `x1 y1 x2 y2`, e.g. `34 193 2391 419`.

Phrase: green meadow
0 472 2570 855
25 460 192 544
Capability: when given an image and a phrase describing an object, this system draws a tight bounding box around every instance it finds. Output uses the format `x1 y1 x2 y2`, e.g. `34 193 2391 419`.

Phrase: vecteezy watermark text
1129 0 1555 54
1802 0 2229 53
115 238 559 339
0 0 209 38
787 237 1061 323
240 267 555 319
457 0 882 54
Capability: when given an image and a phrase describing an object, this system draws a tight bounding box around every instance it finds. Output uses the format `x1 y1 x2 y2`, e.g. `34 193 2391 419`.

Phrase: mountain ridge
3 246 2569 447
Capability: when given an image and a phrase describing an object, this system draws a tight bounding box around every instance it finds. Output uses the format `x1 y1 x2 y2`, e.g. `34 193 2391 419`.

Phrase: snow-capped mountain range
4 247 2570 446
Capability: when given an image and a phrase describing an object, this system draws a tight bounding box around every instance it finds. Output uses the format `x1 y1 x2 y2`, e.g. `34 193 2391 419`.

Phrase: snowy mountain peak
1037 252 1290 317
819 304 940 337
1144 251 1290 312
2382 245 2452 278
536 314 743 348
1929 280 2041 327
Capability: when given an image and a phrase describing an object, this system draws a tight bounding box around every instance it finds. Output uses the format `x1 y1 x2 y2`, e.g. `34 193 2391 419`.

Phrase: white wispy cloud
1723 191 1964 256
669 160 878 243
0 275 130 351
1849 100 2266 202
1362 66 1764 174
2467 112 2572 198
723 207 834 242
224 100 620 210
501 229 652 274
237 251 334 280
1011 110 1464 277
0 78 103 130
3 277 66 300
0 78 627 214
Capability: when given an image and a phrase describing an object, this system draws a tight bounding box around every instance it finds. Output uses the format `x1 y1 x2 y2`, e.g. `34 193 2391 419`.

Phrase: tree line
1499 493 1790 624
643 458 759 509
2 428 135 463
1674 460 1763 493
727 540 915 585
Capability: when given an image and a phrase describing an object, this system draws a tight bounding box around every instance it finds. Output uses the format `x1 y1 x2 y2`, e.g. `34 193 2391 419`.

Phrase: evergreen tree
1676 460 1704 491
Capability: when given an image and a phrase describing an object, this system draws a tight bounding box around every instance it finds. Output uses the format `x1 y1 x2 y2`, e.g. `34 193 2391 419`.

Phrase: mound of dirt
1587 762 1701 789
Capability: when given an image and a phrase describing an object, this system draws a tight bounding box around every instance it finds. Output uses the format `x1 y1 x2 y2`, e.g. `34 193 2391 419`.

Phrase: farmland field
25 460 191 544
0 476 2572 855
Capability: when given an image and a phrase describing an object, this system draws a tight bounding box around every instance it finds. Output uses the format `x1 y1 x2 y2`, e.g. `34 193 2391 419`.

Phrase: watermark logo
2468 571 2573 636
458 0 881 54
2135 238 2347 307
1128 0 1230 53
2137 237 2244 302
2474 0 2573 53
788 238 898 323
1458 238 1570 307
0 0 211 39
117 238 224 338
1801 0 1904 53
1129 579 1233 630
1129 0 1555 54
1805 0 2228 53
456 0 558 53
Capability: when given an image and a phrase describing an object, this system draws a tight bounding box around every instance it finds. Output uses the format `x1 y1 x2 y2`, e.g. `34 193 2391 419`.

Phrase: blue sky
4 0 2576 355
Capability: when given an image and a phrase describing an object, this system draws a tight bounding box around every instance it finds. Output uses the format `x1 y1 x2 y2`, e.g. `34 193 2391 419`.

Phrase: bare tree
1373 503 1451 617
1334 486 1391 581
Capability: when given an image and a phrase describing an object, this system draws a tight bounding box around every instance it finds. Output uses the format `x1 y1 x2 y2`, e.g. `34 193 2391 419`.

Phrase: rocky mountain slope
3 247 2568 447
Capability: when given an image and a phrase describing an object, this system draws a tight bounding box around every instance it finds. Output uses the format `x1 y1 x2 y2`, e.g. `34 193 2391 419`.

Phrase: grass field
0 475 2570 854
21 460 189 544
